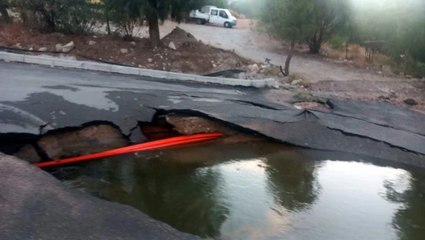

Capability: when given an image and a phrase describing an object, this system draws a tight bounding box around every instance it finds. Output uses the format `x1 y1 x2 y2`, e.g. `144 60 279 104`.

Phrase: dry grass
322 43 393 72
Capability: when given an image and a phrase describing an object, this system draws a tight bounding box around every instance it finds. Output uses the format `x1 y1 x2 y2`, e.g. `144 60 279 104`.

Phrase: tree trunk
284 41 295 75
281 41 295 76
147 11 161 47
105 12 111 35
308 39 321 54
39 9 56 32
0 5 10 23
345 41 349 59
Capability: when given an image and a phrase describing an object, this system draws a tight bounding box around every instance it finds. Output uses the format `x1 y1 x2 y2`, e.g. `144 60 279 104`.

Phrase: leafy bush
102 0 142 38
202 0 227 8
329 35 346 50
230 1 256 17
261 0 352 54
15 0 97 33
354 0 425 77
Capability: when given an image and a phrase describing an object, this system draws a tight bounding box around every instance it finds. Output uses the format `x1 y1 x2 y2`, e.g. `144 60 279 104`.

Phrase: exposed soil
165 114 261 144
267 79 425 114
1 21 424 113
305 79 425 112
0 23 251 74
13 114 260 164
15 124 129 163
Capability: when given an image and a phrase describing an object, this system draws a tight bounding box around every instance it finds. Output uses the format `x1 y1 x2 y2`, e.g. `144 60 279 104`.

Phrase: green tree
353 0 425 76
203 0 227 8
143 0 229 46
262 0 315 75
14 0 97 33
385 4 425 76
307 0 352 54
229 0 260 18
102 0 205 47
102 0 142 38
0 0 11 22
140 0 205 47
121 0 197 47
263 0 352 57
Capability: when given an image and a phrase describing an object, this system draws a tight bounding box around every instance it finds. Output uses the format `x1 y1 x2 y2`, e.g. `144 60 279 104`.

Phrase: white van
190 6 237 28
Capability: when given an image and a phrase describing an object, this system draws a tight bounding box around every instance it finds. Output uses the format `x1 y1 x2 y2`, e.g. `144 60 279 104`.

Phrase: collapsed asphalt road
1 61 425 239
1 61 424 165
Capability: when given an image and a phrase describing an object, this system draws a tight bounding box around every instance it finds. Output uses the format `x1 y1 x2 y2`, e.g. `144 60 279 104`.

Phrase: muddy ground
0 20 424 113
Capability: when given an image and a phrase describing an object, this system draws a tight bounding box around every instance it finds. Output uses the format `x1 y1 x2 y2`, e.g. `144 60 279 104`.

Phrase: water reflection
69 157 228 238
265 150 319 212
384 171 425 240
61 141 295 238
58 141 425 240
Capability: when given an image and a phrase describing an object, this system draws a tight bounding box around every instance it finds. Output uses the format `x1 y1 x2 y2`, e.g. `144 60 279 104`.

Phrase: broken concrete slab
0 153 200 240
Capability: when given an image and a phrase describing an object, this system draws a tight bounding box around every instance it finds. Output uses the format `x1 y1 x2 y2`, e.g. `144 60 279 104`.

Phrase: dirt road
138 20 402 82
144 20 424 113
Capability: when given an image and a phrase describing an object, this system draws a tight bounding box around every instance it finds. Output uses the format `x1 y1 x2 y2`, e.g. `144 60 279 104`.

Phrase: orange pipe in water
35 132 223 168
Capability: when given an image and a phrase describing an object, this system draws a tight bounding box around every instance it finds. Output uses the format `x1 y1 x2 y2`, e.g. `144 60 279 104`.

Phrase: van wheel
224 22 231 28
196 18 203 24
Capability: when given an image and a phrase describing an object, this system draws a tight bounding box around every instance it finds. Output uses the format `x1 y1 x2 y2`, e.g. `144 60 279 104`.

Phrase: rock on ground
404 98 418 106
61 41 75 53
55 43 63 52
168 41 177 50
120 48 129 54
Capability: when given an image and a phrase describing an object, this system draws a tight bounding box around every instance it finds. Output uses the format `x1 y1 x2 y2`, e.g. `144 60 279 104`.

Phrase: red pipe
35 132 223 168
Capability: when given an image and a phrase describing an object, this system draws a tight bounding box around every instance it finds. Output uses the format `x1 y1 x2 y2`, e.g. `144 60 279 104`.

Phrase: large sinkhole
2 113 425 240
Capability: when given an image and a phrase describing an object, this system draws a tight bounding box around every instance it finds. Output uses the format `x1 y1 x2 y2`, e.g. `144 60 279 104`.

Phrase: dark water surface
57 141 425 240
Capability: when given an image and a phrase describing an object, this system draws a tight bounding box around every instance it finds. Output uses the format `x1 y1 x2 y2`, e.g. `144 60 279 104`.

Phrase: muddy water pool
54 141 425 240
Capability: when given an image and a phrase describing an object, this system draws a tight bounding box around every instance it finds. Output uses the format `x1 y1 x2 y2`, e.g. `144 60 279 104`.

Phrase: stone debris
291 79 303 85
55 43 63 52
168 41 177 50
404 98 418 106
247 64 259 73
61 41 75 53
54 41 75 53
120 48 129 54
